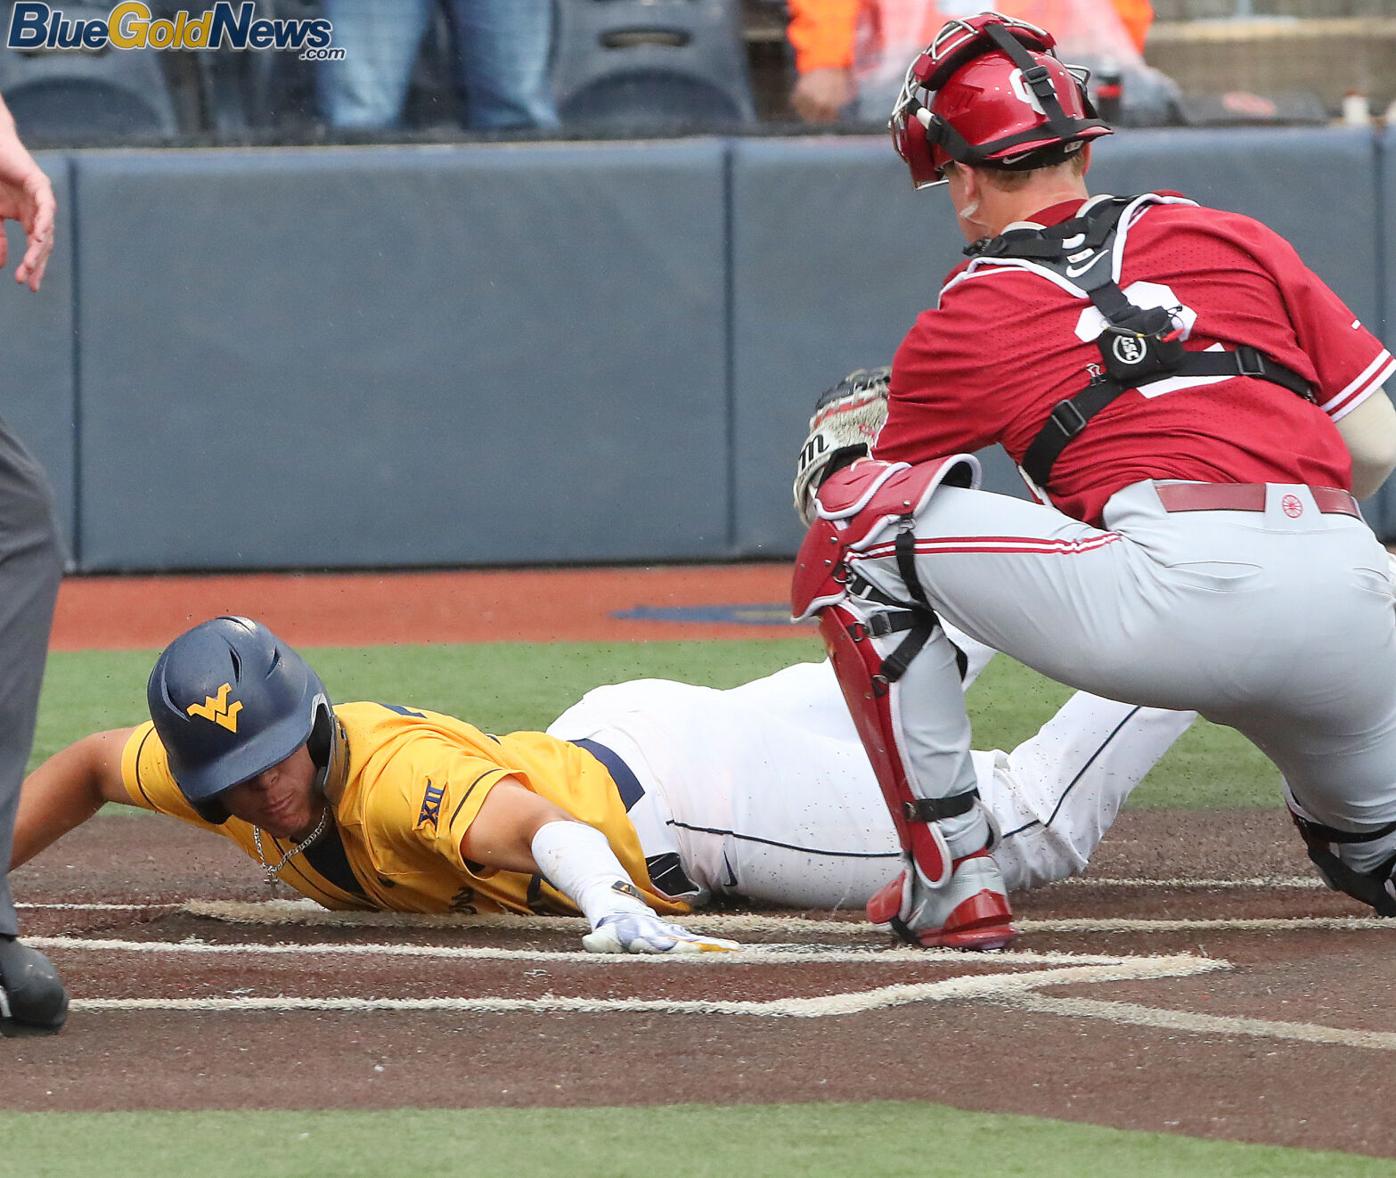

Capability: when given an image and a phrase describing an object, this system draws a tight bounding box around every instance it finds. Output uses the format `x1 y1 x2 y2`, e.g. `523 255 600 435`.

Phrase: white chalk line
25 934 1144 968
68 955 1223 1020
1013 995 1396 1052
1059 876 1321 890
19 899 1388 938
175 900 1391 937
34 899 1396 1045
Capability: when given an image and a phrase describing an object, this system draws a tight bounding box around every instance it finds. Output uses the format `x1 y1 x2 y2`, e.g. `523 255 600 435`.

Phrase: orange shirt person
788 0 1154 123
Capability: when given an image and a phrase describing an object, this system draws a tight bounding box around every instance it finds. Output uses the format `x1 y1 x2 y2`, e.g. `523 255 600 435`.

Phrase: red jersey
875 194 1395 524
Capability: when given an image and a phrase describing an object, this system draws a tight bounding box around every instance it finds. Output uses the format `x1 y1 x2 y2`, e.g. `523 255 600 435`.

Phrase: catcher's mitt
792 366 891 526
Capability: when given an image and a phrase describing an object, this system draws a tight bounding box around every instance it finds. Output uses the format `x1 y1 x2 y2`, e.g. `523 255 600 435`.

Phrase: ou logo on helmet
1009 69 1047 116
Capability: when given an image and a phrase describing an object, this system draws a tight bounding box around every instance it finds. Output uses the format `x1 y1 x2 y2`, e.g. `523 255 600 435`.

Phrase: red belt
1155 483 1359 518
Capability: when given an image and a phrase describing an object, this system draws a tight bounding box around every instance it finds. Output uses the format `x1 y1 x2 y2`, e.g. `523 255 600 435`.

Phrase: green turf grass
0 1103 1386 1177
33 638 1280 809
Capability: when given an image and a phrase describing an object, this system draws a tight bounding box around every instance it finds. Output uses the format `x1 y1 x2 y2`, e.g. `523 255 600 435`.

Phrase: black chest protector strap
968 197 1315 489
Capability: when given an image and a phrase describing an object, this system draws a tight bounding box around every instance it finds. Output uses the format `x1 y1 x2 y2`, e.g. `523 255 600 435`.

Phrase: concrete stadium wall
1 128 1391 571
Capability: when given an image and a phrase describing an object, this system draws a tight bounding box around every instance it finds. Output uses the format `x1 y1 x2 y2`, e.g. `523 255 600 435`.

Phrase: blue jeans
319 0 557 130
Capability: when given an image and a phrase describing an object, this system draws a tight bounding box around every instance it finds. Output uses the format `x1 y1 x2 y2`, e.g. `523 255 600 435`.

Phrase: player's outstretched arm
461 780 737 955
11 729 137 870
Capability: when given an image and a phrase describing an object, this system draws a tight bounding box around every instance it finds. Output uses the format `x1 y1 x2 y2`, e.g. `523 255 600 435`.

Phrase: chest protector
961 193 1315 490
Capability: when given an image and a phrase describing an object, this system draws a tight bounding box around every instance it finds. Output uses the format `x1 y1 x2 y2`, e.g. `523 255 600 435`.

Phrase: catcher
11 614 1194 951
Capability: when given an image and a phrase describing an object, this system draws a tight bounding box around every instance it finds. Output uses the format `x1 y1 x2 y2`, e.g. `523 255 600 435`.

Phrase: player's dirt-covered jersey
875 196 1395 524
120 701 688 917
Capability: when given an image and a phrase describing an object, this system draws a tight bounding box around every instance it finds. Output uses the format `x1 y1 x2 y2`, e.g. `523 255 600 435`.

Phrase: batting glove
581 912 739 955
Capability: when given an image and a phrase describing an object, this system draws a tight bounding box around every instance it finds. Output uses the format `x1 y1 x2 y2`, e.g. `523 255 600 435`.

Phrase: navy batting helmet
146 616 337 824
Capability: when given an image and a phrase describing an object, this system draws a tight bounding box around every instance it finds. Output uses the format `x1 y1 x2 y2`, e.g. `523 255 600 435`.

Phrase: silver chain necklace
253 805 331 890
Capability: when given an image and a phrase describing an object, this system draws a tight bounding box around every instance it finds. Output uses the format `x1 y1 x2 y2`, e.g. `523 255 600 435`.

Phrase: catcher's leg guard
818 597 1016 950
1290 807 1396 917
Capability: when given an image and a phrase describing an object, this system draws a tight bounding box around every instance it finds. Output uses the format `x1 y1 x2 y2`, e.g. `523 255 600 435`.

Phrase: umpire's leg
0 419 66 1033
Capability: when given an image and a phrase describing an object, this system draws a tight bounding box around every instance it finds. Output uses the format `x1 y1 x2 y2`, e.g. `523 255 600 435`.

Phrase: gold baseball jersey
120 701 688 917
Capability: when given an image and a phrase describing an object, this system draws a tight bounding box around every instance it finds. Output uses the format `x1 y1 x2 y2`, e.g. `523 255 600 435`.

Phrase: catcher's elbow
1351 449 1396 500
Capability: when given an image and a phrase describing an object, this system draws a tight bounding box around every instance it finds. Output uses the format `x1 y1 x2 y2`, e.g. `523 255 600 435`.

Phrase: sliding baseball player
12 615 1193 954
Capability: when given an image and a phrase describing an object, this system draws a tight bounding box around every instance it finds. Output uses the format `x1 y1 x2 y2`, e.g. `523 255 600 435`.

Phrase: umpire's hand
0 96 55 292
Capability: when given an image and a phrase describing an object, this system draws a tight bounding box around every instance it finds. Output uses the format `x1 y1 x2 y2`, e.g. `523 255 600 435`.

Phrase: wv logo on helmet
186 683 243 733
7 3 346 61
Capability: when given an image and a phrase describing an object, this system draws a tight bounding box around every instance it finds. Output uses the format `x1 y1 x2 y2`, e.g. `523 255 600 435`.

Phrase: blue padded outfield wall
72 142 730 570
1 126 1392 571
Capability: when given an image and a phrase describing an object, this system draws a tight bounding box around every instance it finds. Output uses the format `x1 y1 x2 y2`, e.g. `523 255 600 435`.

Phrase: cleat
0 937 68 1036
868 850 1018 952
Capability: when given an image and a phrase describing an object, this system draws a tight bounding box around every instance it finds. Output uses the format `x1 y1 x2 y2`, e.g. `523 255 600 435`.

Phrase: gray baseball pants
849 479 1396 877
0 418 61 937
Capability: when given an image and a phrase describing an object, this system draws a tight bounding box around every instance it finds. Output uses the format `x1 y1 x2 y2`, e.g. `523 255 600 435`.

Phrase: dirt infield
15 565 1396 1156
11 811 1396 1153
50 565 801 649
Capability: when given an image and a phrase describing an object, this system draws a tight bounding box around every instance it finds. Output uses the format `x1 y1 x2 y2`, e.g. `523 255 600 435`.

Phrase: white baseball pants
546 658 1194 908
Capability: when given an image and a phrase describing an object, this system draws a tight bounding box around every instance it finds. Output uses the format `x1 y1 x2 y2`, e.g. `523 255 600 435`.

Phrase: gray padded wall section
730 137 1025 559
0 151 75 559
74 143 728 571
1370 124 1396 540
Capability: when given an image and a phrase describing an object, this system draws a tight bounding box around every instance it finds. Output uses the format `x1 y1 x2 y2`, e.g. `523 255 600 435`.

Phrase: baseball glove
792 366 891 526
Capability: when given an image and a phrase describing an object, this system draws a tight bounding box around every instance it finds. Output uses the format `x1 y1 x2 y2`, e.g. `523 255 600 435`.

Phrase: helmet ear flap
893 101 950 188
306 699 335 792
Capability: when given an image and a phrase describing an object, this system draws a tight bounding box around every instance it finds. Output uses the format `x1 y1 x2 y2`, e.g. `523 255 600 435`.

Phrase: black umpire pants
0 417 61 937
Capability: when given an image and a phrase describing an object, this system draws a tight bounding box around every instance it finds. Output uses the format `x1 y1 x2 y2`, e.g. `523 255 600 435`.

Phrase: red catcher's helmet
890 12 1112 189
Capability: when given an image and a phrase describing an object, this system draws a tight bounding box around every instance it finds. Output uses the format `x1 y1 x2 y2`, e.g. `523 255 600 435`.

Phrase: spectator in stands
318 0 558 131
788 0 1155 124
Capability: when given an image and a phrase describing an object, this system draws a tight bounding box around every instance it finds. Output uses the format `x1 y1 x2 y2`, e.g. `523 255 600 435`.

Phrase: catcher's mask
146 616 339 824
889 12 1112 189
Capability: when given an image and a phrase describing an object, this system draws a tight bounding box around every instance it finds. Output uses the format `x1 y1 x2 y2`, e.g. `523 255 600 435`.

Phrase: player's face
220 743 322 840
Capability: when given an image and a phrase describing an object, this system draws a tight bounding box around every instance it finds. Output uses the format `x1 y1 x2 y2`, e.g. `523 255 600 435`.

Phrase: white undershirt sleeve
529 820 653 929
1335 386 1396 499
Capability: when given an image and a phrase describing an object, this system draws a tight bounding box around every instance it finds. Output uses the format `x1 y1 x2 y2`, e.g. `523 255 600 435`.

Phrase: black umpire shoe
0 934 68 1035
